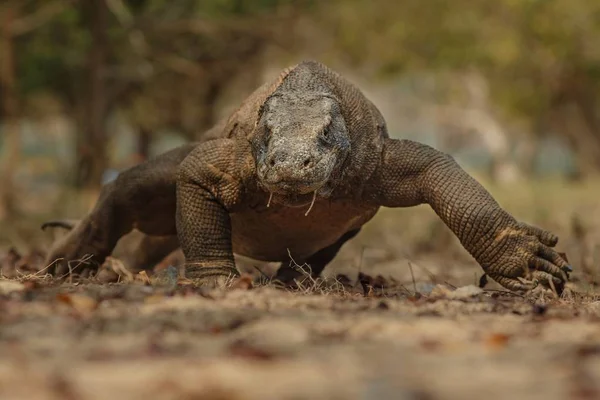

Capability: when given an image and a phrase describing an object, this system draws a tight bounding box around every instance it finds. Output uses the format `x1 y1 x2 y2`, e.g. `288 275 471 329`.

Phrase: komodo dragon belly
230 200 379 262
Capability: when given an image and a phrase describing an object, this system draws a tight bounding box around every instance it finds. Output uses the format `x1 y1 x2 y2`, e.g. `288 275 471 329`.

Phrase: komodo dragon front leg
175 138 247 286
366 139 572 292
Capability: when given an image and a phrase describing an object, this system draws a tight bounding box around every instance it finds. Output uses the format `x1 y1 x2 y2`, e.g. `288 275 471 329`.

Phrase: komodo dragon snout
254 92 350 207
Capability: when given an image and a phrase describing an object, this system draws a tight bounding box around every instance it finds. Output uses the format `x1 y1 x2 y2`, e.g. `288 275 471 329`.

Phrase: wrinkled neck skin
250 89 351 212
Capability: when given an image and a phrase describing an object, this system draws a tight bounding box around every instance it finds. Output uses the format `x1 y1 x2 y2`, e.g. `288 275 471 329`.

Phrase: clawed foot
184 265 240 290
483 221 572 294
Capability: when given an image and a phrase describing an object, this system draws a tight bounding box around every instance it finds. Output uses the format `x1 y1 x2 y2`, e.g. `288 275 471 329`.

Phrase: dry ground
0 278 599 400
1 177 600 400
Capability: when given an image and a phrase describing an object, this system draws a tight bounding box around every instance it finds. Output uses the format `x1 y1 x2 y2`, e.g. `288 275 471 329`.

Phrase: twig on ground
408 261 417 295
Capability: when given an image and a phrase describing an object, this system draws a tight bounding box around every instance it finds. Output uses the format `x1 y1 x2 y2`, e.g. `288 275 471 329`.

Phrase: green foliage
8 0 600 136
134 0 301 19
16 6 88 98
318 0 600 121
11 0 310 121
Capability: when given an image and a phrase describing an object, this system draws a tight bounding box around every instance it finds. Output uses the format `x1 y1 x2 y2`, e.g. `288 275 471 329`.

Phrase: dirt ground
1 178 600 400
0 277 599 400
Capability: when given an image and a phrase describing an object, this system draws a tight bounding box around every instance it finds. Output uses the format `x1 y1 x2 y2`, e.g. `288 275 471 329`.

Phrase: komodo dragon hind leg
42 143 197 278
273 228 361 286
43 219 180 279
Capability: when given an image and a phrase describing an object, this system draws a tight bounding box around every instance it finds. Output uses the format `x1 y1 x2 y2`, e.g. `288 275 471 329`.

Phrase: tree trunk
137 127 152 161
551 102 600 181
0 6 20 221
75 0 109 195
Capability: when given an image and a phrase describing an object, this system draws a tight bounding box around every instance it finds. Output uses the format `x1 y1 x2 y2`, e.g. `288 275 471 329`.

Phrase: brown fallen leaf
228 341 274 361
420 339 442 352
144 294 167 304
105 257 134 282
56 293 98 315
230 274 254 290
484 333 512 350
135 270 152 285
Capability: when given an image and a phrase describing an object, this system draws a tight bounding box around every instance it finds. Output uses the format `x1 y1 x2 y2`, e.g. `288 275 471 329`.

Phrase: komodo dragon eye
319 126 332 143
262 124 272 141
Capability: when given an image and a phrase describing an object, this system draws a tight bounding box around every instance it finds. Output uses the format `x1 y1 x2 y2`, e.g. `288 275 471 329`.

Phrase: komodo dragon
43 60 572 292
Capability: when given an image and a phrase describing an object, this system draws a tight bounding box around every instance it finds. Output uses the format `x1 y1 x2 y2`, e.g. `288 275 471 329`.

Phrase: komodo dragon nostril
267 152 287 167
303 157 313 168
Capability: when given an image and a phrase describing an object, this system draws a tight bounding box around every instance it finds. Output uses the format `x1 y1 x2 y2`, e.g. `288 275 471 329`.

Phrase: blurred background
1 0 599 288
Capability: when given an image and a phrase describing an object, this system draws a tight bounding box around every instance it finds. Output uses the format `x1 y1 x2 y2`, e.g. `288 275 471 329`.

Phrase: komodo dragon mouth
266 190 319 216
258 154 337 215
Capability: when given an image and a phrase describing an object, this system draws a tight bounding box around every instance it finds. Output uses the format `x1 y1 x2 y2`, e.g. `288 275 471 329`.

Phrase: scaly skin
43 60 572 292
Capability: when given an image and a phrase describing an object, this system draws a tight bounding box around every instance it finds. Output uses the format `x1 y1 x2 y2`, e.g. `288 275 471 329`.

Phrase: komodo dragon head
252 75 351 208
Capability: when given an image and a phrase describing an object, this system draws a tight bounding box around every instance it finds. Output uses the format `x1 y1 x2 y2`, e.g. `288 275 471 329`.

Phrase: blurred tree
0 4 19 220
0 0 74 220
315 0 600 179
11 0 312 196
76 0 110 191
7 0 600 201
114 0 312 149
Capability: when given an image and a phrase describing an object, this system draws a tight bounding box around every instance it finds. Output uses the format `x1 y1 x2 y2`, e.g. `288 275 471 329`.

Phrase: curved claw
529 255 566 281
530 271 565 294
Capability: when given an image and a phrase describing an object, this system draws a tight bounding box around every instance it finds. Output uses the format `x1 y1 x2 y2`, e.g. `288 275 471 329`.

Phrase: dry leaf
56 293 98 315
429 284 454 298
230 274 254 290
144 294 167 304
135 271 151 285
105 257 134 282
228 341 274 361
420 339 441 352
484 333 512 350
